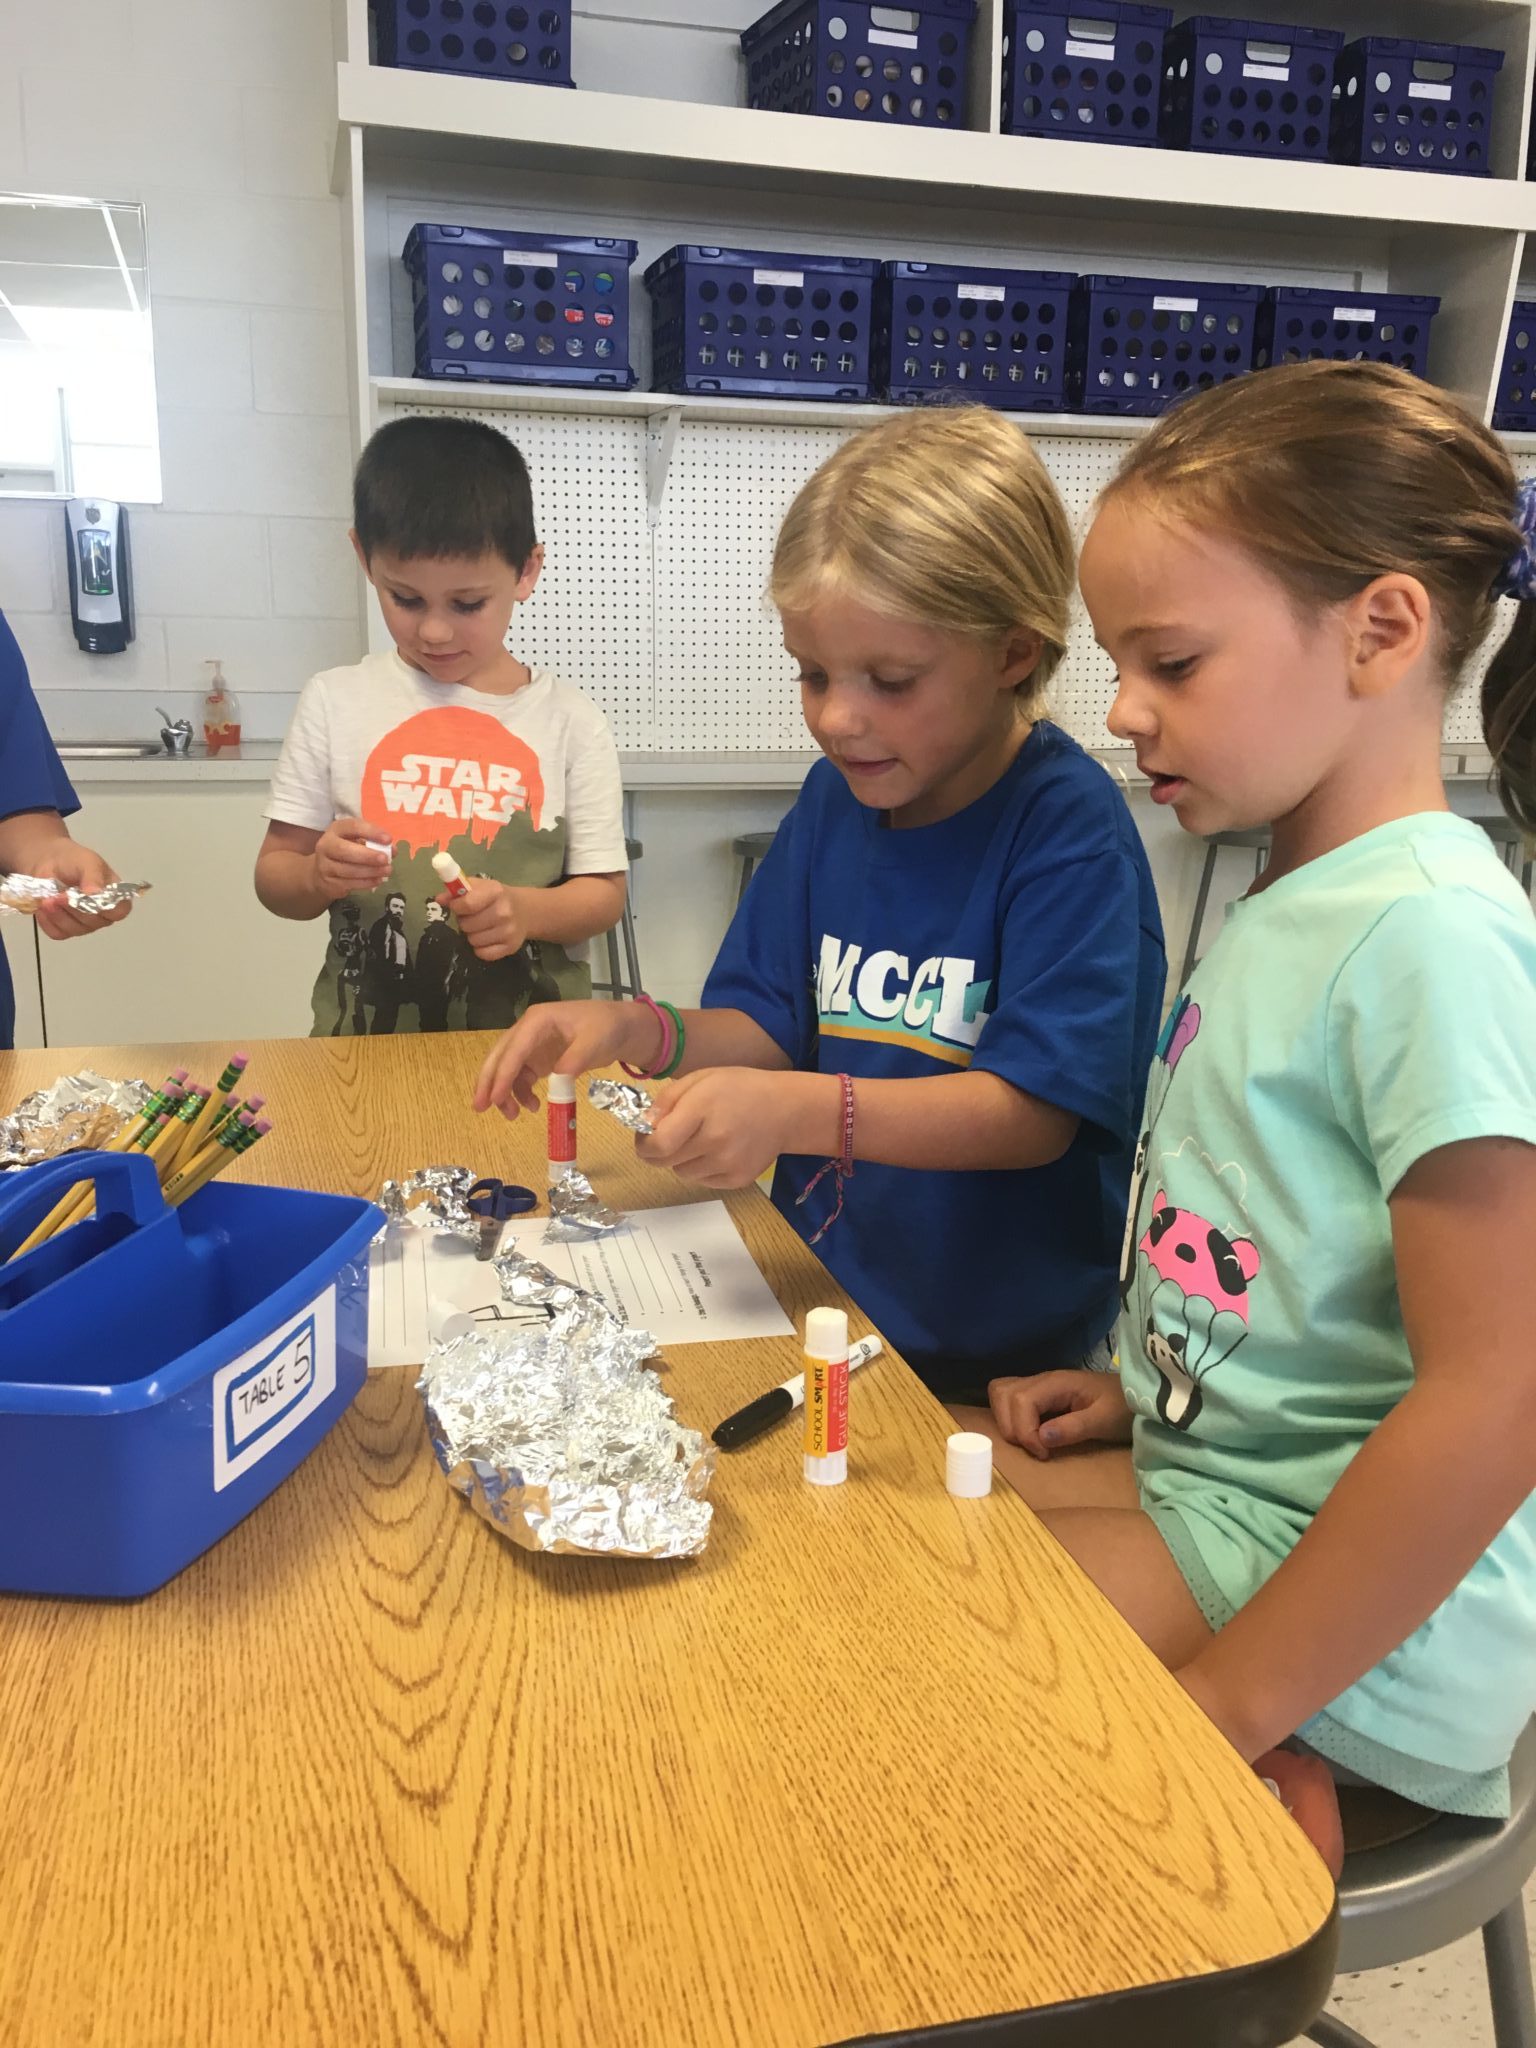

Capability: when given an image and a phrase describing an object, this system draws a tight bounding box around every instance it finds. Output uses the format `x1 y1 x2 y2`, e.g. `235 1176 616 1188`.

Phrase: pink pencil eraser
253 1118 273 1137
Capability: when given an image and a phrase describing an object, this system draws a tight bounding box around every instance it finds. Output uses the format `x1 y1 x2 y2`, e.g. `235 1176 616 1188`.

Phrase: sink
56 742 168 760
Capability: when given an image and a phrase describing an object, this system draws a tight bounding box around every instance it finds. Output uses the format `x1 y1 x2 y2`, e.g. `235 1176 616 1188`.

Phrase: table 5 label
213 1287 338 1492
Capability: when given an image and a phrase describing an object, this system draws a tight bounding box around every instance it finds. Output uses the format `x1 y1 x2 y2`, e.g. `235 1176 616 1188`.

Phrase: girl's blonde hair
770 407 1074 717
1104 359 1536 832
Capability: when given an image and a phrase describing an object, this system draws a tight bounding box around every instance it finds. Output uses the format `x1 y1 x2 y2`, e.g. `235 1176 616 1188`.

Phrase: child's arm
639 1066 1078 1186
1175 1133 1536 1763
443 872 626 961
0 811 133 938
255 818 391 919
473 999 790 1117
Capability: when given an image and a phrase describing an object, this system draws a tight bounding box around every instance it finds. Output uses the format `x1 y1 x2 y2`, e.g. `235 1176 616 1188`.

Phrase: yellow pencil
10 1110 173 1259
180 1053 249 1159
163 1118 269 1209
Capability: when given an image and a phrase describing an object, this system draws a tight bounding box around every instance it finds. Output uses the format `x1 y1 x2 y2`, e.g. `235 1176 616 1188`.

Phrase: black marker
712 1336 882 1449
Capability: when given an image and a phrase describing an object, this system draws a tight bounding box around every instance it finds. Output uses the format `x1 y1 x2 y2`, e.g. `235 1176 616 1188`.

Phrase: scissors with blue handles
467 1176 538 1260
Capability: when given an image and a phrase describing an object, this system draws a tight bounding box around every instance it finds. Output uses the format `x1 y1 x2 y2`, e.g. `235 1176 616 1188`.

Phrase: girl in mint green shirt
983 359 1536 1866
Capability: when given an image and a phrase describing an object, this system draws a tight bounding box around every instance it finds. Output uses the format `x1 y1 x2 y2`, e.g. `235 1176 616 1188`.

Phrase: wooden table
0 1036 1336 2048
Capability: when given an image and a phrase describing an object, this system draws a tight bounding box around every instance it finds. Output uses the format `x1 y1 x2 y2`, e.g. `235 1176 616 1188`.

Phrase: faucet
156 707 193 758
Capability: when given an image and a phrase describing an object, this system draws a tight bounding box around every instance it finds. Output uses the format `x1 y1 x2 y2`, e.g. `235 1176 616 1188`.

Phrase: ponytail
1483 604 1536 836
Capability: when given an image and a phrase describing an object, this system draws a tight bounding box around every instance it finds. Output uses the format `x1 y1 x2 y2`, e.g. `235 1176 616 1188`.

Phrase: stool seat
732 831 777 858
625 836 642 860
1307 1720 1536 2048
1206 826 1273 850
1177 828 1273 988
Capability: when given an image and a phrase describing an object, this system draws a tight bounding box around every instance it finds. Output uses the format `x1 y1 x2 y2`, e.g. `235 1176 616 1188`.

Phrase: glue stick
431 850 470 902
803 1306 849 1487
547 1074 577 1182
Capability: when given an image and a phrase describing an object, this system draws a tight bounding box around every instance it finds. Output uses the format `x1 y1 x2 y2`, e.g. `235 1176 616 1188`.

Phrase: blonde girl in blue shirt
983 360 1536 1867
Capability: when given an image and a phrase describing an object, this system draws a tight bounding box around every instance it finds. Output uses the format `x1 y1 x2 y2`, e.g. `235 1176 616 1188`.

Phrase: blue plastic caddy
0 1149 380 1598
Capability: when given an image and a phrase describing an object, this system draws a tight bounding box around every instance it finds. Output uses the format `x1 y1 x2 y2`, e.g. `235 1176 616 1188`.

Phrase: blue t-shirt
0 610 78 1049
704 724 1166 1399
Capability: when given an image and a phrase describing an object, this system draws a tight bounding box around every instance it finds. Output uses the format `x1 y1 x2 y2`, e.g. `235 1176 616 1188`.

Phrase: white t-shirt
265 649 627 1036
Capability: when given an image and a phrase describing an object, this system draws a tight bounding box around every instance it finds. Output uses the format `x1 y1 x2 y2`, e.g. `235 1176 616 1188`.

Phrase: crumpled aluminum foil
589 1075 656 1137
378 1164 480 1242
0 875 149 918
492 1243 635 1347
417 1279 714 1559
0 1069 152 1170
545 1167 624 1242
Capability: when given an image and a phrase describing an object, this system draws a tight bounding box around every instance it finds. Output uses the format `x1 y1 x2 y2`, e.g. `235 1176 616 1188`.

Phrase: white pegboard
385 398 654 750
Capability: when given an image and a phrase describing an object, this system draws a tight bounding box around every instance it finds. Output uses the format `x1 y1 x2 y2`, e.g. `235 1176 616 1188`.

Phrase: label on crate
505 249 560 268
1242 61 1289 80
1153 295 1199 312
1409 80 1452 100
962 284 1005 301
1065 37 1113 59
1333 305 1376 322
869 26 919 46
212 1285 338 1492
754 268 805 287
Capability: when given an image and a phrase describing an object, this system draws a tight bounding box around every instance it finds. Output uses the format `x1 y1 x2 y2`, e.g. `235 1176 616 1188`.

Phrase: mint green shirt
1121 815 1536 1808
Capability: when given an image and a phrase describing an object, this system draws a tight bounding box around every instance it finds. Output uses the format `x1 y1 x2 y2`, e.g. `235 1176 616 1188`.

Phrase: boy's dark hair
353 415 537 569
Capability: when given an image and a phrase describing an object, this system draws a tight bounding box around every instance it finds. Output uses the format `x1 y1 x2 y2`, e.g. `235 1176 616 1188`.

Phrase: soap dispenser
201 660 242 755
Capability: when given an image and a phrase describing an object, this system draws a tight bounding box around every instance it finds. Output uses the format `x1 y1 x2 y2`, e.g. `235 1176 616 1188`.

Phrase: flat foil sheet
379 1164 479 1242
588 1076 656 1137
0 1070 152 1170
0 875 150 918
545 1168 624 1242
418 1301 715 1559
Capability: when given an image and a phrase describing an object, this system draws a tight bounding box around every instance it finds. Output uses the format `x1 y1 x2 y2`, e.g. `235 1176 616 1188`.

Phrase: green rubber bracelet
655 999 686 1080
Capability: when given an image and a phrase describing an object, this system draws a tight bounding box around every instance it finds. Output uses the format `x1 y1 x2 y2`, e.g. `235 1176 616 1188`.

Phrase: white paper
1065 37 1112 60
869 28 918 48
754 268 804 287
506 248 561 268
367 1200 795 1367
1333 305 1376 322
1242 61 1289 80
962 283 1006 302
1409 80 1452 101
1153 295 1198 312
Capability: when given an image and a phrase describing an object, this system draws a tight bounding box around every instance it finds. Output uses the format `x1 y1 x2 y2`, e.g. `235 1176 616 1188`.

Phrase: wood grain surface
0 1035 1333 2048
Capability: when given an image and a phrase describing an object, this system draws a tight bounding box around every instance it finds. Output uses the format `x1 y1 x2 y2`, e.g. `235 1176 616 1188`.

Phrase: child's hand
314 817 392 900
443 877 526 961
29 842 132 940
637 1069 789 1188
474 1001 654 1118
988 1369 1133 1460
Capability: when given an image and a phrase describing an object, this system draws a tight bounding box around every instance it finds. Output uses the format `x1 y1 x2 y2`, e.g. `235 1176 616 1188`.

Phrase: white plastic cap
804 1306 848 1359
946 1431 993 1499
427 1297 478 1346
547 1075 577 1104
430 850 463 883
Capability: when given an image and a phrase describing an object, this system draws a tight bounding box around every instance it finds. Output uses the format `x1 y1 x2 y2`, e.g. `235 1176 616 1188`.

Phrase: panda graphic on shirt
1121 994 1265 1432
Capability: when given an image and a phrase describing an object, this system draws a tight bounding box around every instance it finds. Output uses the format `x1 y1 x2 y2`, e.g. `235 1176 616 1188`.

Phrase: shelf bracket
645 405 683 526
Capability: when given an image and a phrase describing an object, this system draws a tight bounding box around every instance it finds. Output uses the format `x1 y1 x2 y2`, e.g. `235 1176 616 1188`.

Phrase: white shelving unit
330 0 1534 770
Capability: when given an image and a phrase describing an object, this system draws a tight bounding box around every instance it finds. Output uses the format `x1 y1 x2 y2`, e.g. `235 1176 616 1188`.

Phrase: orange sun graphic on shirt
359 707 546 856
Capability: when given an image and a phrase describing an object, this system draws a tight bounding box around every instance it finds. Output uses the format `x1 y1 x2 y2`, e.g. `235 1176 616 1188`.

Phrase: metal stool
1472 814 1536 897
1178 827 1272 988
733 829 779 908
591 837 643 1001
1306 1721 1536 2048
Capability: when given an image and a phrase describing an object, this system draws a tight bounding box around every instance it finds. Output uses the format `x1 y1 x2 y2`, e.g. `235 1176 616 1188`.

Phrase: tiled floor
1286 1875 1536 2045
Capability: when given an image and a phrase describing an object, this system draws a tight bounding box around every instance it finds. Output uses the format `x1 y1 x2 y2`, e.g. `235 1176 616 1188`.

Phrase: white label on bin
1333 305 1376 322
754 268 804 287
1153 295 1199 312
212 1286 338 1493
1242 61 1288 80
1065 37 1113 59
1409 80 1452 101
505 249 560 268
869 27 918 46
962 283 1006 301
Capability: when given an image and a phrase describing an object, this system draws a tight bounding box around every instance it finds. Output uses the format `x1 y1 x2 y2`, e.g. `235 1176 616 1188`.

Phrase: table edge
836 1899 1340 2048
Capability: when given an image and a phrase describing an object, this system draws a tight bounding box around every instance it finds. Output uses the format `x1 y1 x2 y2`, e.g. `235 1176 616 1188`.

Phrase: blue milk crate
876 261 1076 408
647 245 879 400
374 0 575 86
1066 273 1260 414
741 0 976 128
0 1149 380 1598
1332 37 1502 176
1160 16 1340 160
404 225 638 388
1000 1 1171 145
1253 285 1440 378
1494 301 1536 431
